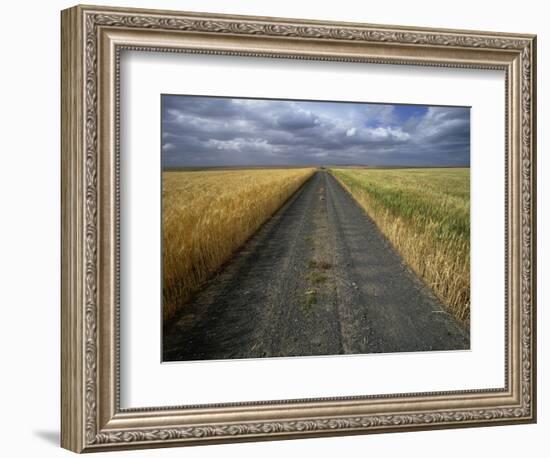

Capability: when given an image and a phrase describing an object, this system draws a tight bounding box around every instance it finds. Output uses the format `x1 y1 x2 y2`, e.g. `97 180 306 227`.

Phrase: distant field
163 168 314 321
331 168 470 323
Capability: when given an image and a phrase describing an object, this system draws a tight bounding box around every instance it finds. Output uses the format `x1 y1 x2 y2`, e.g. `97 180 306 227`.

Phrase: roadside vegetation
162 168 314 321
331 167 470 324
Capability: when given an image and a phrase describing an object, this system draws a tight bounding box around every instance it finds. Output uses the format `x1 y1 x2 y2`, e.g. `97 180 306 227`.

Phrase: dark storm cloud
161 95 470 168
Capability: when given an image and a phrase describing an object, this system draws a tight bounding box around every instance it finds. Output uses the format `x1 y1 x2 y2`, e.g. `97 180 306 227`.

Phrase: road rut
163 171 469 361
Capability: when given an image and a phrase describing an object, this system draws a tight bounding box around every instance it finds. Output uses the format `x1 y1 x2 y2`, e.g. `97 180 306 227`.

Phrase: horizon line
163 164 471 170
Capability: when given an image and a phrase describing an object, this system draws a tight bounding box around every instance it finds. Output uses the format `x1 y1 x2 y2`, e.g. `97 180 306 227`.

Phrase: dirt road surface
163 171 469 361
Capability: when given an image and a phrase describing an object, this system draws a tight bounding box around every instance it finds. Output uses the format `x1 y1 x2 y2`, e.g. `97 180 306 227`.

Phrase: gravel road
163 171 469 361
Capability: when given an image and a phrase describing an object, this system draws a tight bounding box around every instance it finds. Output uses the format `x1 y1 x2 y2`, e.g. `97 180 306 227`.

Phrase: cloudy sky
161 95 470 168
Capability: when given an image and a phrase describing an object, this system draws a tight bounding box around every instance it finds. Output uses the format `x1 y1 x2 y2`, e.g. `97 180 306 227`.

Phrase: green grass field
331 167 470 323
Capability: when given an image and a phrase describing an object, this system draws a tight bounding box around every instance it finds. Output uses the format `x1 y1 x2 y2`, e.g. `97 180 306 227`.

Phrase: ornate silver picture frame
61 4 536 453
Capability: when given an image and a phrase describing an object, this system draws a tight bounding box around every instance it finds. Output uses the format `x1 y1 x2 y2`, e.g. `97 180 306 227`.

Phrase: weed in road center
302 289 318 314
308 259 333 270
307 271 328 285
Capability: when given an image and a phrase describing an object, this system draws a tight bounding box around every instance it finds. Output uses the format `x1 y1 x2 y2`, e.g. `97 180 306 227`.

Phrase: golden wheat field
331 167 470 323
162 168 315 320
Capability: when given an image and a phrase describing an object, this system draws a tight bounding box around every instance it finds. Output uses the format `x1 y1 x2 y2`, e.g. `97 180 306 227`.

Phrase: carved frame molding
61 5 536 453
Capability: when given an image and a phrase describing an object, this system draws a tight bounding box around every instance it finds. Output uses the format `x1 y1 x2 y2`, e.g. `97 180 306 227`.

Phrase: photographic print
161 95 471 362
